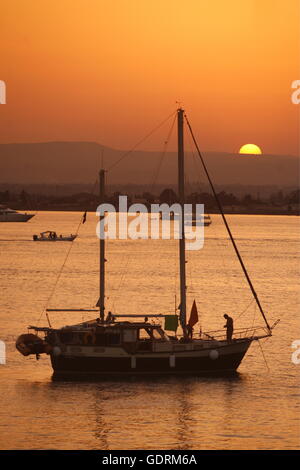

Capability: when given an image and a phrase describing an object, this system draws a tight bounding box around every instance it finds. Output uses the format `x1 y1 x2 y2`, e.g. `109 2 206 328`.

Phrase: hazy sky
0 0 299 155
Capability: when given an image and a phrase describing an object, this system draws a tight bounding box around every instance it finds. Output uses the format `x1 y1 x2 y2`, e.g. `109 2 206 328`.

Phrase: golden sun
239 144 262 155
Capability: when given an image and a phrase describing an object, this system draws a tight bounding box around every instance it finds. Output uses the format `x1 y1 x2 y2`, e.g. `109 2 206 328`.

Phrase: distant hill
0 141 299 187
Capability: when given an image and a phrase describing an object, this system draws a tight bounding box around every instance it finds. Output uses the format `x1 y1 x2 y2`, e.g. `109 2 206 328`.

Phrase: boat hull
50 339 252 378
0 213 34 222
33 235 77 241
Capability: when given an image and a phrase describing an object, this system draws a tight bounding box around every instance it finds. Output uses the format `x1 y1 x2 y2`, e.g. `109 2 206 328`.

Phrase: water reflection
175 380 193 450
2 368 294 450
49 374 246 450
93 390 109 450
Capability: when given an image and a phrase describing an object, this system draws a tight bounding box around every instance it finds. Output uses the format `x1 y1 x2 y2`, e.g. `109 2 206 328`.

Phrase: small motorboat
33 231 77 241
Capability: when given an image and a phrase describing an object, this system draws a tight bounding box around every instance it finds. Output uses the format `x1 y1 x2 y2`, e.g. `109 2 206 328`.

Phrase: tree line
0 188 299 211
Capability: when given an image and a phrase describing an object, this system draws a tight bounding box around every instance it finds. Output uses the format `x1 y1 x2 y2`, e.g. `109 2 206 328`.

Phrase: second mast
177 108 187 330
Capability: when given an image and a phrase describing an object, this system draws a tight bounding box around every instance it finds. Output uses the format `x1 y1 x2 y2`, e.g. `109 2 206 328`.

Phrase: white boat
16 108 275 378
0 205 35 222
202 214 212 225
160 211 212 226
186 214 212 226
33 231 77 241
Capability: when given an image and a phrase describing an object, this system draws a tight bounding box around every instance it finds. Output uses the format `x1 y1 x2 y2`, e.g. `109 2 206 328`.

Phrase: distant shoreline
10 205 300 216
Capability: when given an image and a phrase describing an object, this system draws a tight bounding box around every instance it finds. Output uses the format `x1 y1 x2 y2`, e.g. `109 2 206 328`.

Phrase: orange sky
0 0 299 155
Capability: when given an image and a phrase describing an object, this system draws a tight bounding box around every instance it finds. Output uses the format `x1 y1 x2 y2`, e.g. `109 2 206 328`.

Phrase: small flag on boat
82 211 87 224
188 300 198 328
164 315 179 332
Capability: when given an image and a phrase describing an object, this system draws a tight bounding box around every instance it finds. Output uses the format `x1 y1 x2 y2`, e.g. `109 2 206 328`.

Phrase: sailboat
16 108 274 377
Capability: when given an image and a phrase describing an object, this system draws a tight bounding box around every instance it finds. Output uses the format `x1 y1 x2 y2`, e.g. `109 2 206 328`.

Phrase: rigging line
111 249 132 314
107 110 177 172
184 113 271 333
235 298 255 320
258 339 270 372
150 113 177 194
37 215 85 327
251 301 257 328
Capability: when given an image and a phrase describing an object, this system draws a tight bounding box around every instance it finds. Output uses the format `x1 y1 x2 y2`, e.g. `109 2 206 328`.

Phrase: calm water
0 211 299 450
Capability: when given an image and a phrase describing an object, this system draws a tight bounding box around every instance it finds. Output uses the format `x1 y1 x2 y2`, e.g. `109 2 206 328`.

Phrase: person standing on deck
223 314 234 343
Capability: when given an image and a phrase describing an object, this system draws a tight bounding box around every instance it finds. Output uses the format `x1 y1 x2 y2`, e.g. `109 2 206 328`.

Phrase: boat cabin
45 321 172 354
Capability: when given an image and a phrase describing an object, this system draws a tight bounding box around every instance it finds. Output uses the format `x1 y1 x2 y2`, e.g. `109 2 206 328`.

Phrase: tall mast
177 108 187 330
99 169 105 323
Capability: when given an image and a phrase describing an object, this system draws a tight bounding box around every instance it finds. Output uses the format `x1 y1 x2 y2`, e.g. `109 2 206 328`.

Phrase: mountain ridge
0 141 299 186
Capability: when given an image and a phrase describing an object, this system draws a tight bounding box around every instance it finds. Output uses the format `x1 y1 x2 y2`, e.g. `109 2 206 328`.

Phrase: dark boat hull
0 213 34 222
50 339 252 378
